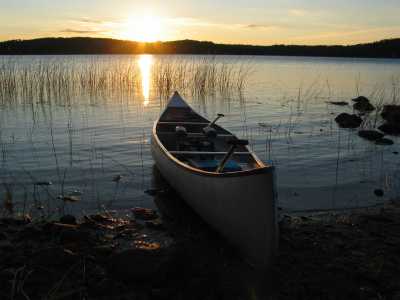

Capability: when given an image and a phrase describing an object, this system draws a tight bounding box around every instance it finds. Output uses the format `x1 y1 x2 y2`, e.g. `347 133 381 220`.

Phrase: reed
151 56 253 98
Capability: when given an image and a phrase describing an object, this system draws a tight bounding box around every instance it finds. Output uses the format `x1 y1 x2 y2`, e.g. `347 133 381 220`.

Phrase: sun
122 15 162 42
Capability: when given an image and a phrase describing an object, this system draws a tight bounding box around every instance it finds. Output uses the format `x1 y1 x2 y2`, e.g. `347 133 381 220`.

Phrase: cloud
245 24 276 29
70 17 117 25
60 28 105 34
289 26 400 45
288 9 308 17
75 18 104 24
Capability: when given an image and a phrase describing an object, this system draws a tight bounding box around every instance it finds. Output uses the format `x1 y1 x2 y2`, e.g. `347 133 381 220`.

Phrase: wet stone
375 138 394 145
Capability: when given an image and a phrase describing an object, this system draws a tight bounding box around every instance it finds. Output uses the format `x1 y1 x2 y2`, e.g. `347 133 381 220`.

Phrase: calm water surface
0 54 399 216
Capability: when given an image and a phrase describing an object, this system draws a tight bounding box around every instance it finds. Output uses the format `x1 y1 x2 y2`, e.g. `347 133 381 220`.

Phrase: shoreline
1 195 400 299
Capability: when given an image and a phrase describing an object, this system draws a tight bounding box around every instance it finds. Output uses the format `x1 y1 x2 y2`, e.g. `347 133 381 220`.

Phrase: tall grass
0 56 253 108
152 56 253 99
0 57 140 107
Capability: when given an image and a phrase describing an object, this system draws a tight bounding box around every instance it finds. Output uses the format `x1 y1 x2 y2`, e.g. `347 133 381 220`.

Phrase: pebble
374 189 384 197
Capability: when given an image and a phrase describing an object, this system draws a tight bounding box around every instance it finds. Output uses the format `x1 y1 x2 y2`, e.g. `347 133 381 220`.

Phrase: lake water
0 54 399 217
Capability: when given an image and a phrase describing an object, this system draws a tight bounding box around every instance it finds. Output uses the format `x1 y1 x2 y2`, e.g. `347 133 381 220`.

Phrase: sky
0 0 399 45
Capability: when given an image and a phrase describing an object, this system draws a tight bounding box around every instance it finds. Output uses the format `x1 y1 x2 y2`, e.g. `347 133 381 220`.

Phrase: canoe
151 91 278 268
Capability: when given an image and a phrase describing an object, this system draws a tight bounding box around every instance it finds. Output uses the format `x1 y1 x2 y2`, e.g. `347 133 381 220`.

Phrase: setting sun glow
122 15 162 42
138 55 153 106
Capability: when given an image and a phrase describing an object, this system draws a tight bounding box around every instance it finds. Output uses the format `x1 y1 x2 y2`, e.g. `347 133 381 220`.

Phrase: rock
378 122 400 135
381 105 400 124
353 101 375 112
351 96 375 112
352 96 370 103
374 189 384 197
59 215 77 225
375 138 394 145
335 113 363 128
328 101 348 106
358 130 384 141
132 207 158 221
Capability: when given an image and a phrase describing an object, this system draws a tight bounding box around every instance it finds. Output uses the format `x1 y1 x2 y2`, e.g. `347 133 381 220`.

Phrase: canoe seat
187 159 242 172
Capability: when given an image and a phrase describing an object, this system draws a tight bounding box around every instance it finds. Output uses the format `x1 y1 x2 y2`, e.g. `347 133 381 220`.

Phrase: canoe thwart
170 151 251 155
227 139 249 146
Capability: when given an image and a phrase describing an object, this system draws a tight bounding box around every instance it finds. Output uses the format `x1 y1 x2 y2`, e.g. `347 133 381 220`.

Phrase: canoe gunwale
153 117 273 178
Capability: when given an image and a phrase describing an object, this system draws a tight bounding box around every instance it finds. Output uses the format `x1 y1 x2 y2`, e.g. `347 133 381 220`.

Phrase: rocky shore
1 196 400 299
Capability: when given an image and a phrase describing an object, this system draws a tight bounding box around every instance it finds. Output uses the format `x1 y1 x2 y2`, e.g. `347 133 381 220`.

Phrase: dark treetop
0 37 399 58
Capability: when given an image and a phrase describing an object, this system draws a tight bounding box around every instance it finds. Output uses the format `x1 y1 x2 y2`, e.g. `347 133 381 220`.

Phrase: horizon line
1 36 399 48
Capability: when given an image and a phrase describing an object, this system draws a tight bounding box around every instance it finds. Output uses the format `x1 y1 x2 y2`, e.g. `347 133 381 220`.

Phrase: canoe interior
157 100 263 173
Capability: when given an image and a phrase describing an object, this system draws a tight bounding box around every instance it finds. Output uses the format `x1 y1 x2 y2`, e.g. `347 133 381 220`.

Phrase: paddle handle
209 113 225 127
216 145 236 173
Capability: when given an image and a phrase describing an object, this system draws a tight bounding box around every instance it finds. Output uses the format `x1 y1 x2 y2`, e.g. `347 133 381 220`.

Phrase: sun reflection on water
138 55 153 106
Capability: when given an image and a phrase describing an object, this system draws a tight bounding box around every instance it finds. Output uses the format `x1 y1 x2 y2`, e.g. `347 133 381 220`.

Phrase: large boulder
381 105 400 124
335 113 363 128
378 123 400 135
358 130 384 141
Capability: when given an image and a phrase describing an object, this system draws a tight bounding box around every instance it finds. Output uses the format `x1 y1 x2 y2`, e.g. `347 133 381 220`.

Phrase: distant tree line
0 37 399 58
